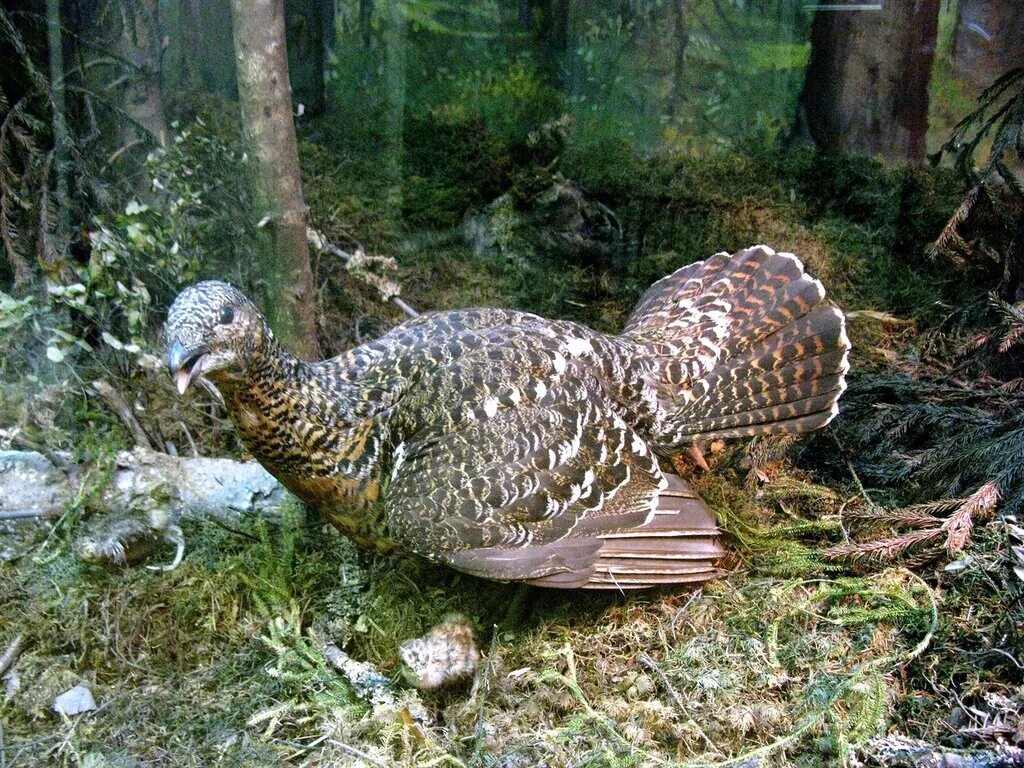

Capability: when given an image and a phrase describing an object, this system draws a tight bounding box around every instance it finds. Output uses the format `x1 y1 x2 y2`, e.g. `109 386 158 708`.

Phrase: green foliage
432 56 563 143
402 113 516 229
932 67 1024 193
147 113 263 283
0 196 192 382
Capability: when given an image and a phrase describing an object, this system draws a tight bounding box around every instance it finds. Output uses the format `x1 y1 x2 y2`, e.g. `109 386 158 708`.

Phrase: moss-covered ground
1 114 1021 767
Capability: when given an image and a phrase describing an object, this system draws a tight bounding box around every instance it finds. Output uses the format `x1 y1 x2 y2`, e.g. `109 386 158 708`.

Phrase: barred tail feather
526 474 726 590
626 245 850 444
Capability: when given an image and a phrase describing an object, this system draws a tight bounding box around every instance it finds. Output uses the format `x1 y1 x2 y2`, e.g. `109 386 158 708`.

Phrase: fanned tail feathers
626 245 850 444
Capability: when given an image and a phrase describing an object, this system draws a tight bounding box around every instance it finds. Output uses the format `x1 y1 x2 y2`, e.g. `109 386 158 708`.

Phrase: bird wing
382 370 669 584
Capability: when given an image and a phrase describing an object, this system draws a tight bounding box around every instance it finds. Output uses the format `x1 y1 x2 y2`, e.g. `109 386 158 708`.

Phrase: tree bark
359 0 374 50
120 0 165 146
951 0 1024 92
229 0 320 359
382 0 406 219
0 449 286 523
799 0 941 163
669 0 689 120
541 0 570 83
519 0 531 29
43 0 71 284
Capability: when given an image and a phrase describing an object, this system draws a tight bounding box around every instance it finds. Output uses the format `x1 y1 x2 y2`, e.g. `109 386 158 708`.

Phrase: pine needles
826 484 1000 567
931 67 1024 193
928 67 1024 301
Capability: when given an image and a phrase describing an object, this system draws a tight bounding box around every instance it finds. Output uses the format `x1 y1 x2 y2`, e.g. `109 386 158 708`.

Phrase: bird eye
219 307 235 325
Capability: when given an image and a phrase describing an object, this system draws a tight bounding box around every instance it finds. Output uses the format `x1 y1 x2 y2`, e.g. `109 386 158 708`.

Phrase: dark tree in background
799 0 941 162
229 0 320 358
285 0 325 116
668 0 690 120
951 0 1024 92
119 0 165 146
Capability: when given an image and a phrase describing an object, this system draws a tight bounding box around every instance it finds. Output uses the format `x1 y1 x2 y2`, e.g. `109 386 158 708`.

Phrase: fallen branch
859 735 1024 767
307 228 419 319
0 634 24 678
321 641 398 709
0 448 286 523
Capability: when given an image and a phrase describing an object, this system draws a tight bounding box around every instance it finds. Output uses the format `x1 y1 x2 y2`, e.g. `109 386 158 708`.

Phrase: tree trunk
284 0 325 116
519 0 531 29
541 0 570 83
43 0 71 284
799 0 941 163
181 0 238 99
951 0 1024 93
668 0 689 120
229 0 320 359
382 0 406 219
120 0 165 146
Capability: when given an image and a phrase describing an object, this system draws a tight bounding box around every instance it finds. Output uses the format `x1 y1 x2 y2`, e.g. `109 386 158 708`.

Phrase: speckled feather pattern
399 615 479 690
166 246 849 588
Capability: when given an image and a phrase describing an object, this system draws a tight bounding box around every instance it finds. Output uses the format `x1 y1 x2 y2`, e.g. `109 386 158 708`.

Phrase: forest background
1 1 1024 766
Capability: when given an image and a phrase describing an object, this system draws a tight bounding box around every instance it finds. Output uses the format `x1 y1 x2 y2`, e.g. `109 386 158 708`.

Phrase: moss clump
401 114 517 230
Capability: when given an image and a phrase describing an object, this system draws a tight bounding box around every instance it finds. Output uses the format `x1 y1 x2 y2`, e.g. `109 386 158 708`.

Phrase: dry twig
89 379 157 450
307 228 419 319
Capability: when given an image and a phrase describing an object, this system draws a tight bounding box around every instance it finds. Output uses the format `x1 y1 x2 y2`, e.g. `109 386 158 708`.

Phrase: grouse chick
166 245 849 589
399 615 479 691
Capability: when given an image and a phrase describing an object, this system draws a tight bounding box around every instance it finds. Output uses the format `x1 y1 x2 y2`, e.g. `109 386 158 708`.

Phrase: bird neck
211 320 315 403
249 324 310 387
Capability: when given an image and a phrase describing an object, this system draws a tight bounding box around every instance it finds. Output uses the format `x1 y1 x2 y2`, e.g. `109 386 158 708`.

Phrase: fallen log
0 448 285 523
859 736 1024 767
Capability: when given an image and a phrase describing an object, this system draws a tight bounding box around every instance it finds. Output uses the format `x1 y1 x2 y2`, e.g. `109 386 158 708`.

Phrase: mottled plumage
399 615 479 690
166 245 849 589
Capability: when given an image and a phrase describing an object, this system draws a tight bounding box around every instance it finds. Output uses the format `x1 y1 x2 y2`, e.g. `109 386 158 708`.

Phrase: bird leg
671 444 709 475
146 524 185 571
496 582 535 632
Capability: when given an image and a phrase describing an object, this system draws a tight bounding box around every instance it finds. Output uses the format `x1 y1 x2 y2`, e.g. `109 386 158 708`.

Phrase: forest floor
1 118 1022 768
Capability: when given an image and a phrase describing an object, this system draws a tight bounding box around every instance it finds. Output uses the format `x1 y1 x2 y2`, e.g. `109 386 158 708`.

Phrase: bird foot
671 445 709 475
146 525 185 571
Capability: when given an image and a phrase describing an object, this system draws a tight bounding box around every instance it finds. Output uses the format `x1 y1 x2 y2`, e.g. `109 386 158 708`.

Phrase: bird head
165 281 267 395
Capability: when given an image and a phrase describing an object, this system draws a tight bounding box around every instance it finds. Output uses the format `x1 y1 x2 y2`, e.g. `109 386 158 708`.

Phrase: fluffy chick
399 615 479 691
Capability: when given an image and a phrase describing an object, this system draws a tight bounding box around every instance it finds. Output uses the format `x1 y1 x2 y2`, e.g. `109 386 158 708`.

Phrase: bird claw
146 525 185 571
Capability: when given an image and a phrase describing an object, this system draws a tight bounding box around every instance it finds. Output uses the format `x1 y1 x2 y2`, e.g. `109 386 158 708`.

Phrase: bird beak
167 340 209 395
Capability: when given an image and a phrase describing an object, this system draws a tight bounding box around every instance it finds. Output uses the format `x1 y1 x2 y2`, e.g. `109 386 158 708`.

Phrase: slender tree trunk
43 0 71 284
668 0 689 120
519 0 531 29
359 0 374 49
549 0 569 55
541 0 570 83
230 0 320 359
187 0 238 99
798 0 941 163
120 0 165 146
382 0 405 220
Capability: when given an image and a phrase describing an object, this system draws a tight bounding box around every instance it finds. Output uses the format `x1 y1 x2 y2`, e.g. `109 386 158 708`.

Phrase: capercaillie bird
166 245 849 589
